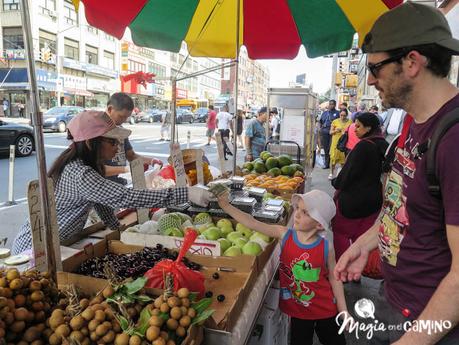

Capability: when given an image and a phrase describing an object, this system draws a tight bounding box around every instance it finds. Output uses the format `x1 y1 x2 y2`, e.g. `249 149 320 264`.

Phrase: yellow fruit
177 288 189 298
146 326 160 341
166 318 178 330
179 315 191 327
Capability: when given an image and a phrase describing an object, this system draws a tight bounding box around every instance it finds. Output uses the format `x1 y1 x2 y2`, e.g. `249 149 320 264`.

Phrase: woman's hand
217 191 230 208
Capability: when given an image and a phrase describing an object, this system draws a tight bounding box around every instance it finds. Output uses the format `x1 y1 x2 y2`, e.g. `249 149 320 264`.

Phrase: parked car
43 106 85 132
194 107 209 123
176 109 194 124
135 109 167 123
0 119 35 156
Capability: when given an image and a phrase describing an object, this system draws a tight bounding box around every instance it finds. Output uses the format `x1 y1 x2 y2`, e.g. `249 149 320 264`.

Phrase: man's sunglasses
101 137 120 146
366 52 407 78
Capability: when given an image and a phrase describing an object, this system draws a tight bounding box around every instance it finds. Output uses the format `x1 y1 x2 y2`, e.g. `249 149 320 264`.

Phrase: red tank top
279 229 337 320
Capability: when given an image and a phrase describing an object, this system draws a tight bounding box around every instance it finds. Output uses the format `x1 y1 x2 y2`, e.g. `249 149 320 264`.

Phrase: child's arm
327 242 349 315
217 192 287 239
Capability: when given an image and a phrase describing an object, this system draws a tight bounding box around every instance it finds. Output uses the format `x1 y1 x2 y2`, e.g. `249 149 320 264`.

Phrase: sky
259 47 333 95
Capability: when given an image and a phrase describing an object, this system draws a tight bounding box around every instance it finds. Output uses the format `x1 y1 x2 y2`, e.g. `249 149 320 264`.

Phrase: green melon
265 157 279 170
267 167 281 177
254 161 267 173
278 155 293 167
294 170 304 177
243 162 254 171
290 163 304 172
281 165 295 177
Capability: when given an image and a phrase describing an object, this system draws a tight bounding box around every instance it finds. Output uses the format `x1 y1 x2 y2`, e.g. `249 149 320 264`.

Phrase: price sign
171 144 187 187
28 178 62 271
196 149 204 185
130 158 149 224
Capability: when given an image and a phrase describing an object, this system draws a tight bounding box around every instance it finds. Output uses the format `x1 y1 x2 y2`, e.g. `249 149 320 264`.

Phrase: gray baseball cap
362 2 459 54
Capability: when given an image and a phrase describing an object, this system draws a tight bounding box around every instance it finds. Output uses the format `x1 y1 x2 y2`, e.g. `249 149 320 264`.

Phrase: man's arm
126 148 161 166
392 224 459 345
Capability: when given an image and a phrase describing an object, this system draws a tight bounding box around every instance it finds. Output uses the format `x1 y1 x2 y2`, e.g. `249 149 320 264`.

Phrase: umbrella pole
171 77 177 144
232 0 241 176
20 0 57 281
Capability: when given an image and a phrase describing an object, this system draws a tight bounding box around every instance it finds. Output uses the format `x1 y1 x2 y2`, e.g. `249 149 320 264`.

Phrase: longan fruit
48 332 62 345
146 325 161 341
114 333 130 345
94 309 106 322
14 294 26 307
79 298 90 309
29 280 41 291
55 324 71 337
81 327 89 336
49 315 64 330
181 298 190 307
166 340 176 345
88 319 100 331
177 287 190 299
102 285 115 298
154 296 163 308
176 326 186 337
43 328 53 338
51 309 65 319
9 278 23 290
70 315 85 330
31 340 45 345
179 315 191 328
167 296 180 308
95 323 109 337
34 310 46 322
102 330 115 343
170 306 182 320
166 318 178 330
9 320 25 333
69 330 85 342
6 269 19 281
153 338 166 345
32 301 44 312
0 277 7 288
151 308 160 316
81 307 95 321
149 315 163 327
81 338 91 345
24 326 41 341
112 320 121 332
160 331 169 340
129 334 142 345
160 303 170 313
14 307 28 321
3 311 14 325
90 331 99 341
30 290 44 302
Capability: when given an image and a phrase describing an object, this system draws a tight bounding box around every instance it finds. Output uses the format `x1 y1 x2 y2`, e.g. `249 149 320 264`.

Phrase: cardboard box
121 232 221 256
62 240 258 332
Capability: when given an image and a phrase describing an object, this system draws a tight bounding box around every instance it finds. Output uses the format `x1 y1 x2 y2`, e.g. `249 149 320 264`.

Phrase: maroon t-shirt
379 94 459 330
207 110 217 130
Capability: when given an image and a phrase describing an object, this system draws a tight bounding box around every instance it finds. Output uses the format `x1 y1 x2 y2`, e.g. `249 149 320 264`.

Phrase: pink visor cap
67 110 131 142
291 190 336 231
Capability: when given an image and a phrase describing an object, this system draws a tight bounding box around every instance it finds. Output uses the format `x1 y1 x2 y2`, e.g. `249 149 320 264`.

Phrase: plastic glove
187 185 213 207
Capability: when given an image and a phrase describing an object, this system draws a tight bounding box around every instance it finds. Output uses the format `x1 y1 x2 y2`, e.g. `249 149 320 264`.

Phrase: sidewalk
310 164 382 345
0 116 31 125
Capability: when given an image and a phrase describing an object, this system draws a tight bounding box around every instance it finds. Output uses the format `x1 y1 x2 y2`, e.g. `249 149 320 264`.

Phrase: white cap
291 190 336 231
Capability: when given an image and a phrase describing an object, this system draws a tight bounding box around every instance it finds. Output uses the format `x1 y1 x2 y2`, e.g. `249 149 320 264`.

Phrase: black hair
209 105 214 110
341 102 348 107
107 92 134 111
48 133 105 182
329 99 336 105
339 108 348 115
355 112 382 137
371 105 379 111
387 44 452 78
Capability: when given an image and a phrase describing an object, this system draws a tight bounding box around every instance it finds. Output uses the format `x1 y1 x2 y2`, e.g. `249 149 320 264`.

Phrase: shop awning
0 68 28 90
64 88 94 97
74 0 403 59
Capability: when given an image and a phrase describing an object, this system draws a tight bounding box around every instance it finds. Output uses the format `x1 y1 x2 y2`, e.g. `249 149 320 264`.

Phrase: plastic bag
362 249 383 279
144 229 205 297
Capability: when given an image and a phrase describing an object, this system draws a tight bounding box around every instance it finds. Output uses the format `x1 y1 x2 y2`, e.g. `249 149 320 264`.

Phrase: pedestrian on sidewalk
235 109 245 149
329 109 352 179
10 111 213 254
270 107 280 140
319 100 340 169
335 3 459 344
245 107 268 160
351 102 367 122
216 104 233 160
104 92 162 185
331 112 388 260
217 189 348 345
3 98 9 117
206 105 217 146
160 110 171 141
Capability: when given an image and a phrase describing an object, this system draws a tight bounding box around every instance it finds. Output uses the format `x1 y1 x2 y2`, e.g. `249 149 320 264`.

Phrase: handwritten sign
196 149 204 185
130 158 149 224
28 179 62 272
171 144 187 187
215 132 226 174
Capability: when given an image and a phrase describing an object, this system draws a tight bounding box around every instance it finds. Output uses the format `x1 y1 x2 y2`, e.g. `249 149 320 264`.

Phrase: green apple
250 232 271 243
196 222 214 234
233 237 248 249
223 246 242 257
217 219 233 229
227 231 244 243
236 224 253 240
242 241 263 256
220 225 234 238
170 228 184 237
203 227 222 241
218 238 231 254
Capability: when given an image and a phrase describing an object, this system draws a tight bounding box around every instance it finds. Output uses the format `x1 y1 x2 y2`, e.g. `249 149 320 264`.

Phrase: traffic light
40 48 51 62
338 61 344 72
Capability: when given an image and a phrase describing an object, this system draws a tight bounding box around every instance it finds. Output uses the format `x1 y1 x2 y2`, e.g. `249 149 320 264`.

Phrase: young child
217 189 347 345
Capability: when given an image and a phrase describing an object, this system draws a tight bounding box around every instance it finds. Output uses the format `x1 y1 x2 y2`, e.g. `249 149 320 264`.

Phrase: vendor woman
12 111 212 254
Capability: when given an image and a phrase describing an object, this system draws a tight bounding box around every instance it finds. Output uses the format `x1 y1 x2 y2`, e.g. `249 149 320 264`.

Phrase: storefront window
3 27 23 49
64 37 79 60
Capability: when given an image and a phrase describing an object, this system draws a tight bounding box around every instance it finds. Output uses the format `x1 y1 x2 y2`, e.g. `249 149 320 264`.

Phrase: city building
220 48 270 110
0 0 120 116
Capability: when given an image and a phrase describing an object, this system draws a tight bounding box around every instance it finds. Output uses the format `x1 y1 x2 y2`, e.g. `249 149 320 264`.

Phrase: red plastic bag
362 249 383 279
158 165 176 181
144 229 205 297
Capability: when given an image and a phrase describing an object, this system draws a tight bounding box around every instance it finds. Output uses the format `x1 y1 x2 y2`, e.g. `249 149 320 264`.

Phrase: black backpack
383 109 459 198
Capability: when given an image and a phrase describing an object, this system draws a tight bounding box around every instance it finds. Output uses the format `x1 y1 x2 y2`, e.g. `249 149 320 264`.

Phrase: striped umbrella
72 0 402 59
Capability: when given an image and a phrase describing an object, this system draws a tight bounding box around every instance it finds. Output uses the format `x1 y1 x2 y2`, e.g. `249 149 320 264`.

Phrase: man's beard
380 67 413 109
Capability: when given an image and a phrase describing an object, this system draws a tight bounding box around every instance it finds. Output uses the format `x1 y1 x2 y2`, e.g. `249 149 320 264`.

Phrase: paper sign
196 149 204 185
215 132 226 174
28 178 62 272
171 144 187 187
130 158 149 224
121 232 220 256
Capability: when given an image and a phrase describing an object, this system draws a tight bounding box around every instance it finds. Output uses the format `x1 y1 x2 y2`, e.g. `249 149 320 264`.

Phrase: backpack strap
425 108 459 198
